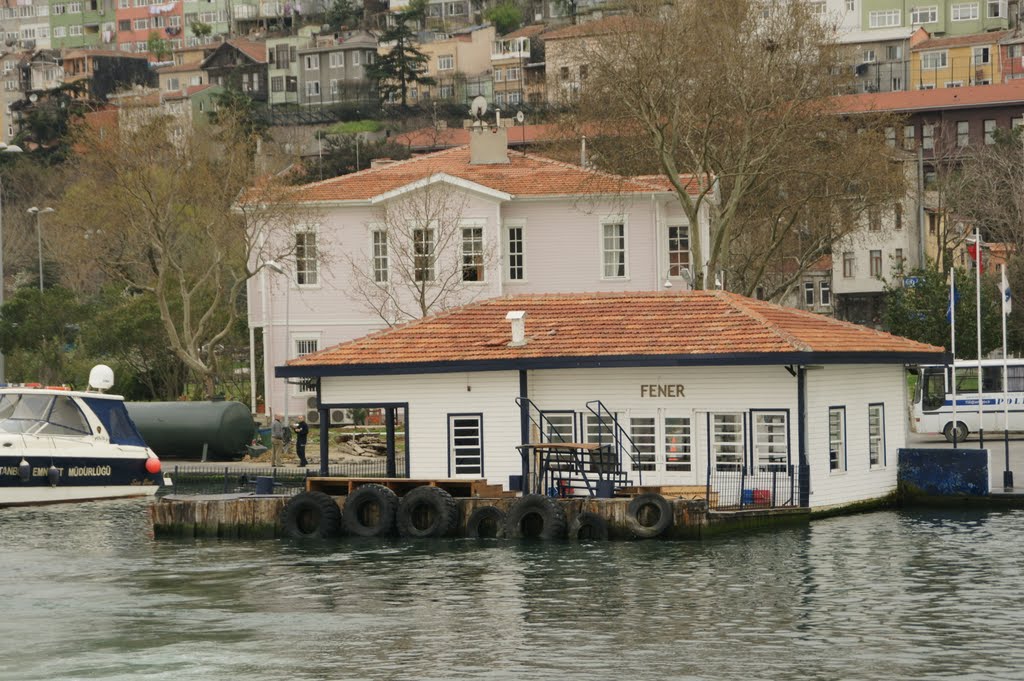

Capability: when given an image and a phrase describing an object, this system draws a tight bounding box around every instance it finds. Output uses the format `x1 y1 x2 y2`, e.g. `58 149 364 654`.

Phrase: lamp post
266 260 290 427
0 142 24 384
27 206 53 293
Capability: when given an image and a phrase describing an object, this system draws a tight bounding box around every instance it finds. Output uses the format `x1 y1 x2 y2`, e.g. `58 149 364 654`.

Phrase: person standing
293 415 309 467
270 414 285 467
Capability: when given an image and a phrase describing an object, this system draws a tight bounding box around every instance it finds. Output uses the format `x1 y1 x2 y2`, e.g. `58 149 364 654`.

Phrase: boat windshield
0 393 91 436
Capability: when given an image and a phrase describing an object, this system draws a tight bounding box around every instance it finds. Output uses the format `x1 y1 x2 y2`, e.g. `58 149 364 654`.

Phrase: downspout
652 194 660 290
317 379 328 476
261 266 273 419
917 144 926 269
496 201 503 297
519 369 529 486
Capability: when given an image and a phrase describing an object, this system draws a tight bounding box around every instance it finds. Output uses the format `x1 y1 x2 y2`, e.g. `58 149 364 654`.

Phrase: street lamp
0 142 23 384
27 206 54 293
266 260 290 427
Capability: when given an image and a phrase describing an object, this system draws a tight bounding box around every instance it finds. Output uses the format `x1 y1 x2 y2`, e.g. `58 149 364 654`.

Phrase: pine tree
366 7 435 107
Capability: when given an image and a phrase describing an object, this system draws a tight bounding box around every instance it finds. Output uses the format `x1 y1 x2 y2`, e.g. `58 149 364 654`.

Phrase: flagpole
1002 263 1012 489
975 226 984 449
950 269 958 447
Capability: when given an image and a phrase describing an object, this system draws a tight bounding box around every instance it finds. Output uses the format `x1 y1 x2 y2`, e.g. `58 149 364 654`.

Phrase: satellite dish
515 110 525 124
88 364 115 392
469 96 487 118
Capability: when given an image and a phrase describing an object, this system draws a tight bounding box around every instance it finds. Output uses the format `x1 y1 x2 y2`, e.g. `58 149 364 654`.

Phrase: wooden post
385 406 396 478
319 406 329 476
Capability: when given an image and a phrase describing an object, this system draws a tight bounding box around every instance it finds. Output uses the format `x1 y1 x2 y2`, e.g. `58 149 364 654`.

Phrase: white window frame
69 24 82 36
663 413 693 472
803 281 815 306
910 5 937 23
921 50 948 69
829 406 846 473
494 67 503 82
870 249 883 278
413 226 435 282
984 118 997 144
819 280 831 307
304 54 319 70
868 8 901 27
438 54 454 71
600 217 628 280
292 336 320 393
329 52 343 68
667 224 690 279
295 228 319 287
506 66 520 81
352 51 360 66
505 220 525 281
868 403 886 468
371 229 388 283
988 0 1007 17
133 17 148 29
460 221 485 283
974 46 991 65
951 2 979 20
753 411 788 473
712 413 744 472
629 415 657 472
305 80 320 97
449 414 483 477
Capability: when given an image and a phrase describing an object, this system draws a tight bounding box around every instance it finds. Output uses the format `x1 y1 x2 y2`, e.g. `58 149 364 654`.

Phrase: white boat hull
0 483 160 507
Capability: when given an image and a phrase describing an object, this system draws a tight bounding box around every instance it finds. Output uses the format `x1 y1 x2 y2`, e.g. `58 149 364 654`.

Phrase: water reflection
2 503 1024 680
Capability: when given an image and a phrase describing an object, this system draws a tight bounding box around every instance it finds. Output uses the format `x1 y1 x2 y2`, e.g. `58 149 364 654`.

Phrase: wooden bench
616 484 718 507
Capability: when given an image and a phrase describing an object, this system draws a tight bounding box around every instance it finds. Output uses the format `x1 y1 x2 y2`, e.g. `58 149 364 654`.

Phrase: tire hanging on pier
466 505 507 539
396 485 459 539
342 483 399 537
626 493 673 539
280 491 342 540
569 511 609 541
504 494 567 540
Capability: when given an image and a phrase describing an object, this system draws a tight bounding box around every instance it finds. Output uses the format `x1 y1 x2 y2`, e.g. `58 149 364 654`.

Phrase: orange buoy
145 457 161 474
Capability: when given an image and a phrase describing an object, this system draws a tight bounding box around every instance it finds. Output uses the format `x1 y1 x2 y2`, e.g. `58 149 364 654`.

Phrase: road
907 430 1024 493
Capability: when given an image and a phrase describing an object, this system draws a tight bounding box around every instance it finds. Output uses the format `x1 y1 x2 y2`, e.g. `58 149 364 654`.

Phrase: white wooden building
278 290 946 512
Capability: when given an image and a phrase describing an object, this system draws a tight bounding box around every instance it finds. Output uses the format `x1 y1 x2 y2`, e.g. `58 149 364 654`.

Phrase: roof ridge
297 146 467 192
514 149 673 192
712 291 812 353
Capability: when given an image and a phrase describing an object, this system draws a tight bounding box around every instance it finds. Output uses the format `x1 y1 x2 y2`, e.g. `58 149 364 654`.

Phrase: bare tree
52 114 318 396
567 0 903 294
347 183 497 325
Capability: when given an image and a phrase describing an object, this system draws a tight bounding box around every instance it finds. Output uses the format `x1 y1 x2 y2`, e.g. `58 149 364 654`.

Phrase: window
664 416 692 471
829 407 846 472
352 51 360 66
894 203 903 230
951 2 979 20
152 16 165 27
984 119 996 144
365 51 375 65
271 76 283 92
305 81 320 96
894 248 904 271
957 120 970 146
414 228 434 282
507 224 524 280
449 414 482 476
509 91 521 105
910 5 937 23
295 231 318 285
886 44 903 60
863 49 876 63
921 51 947 69
843 251 855 278
69 24 82 36
166 77 179 90
118 19 130 30
974 46 991 65
53 3 66 13
133 17 148 29
804 282 815 306
667 225 689 278
846 0 855 10
372 230 388 283
438 54 453 71
461 226 484 282
494 67 503 82
922 123 935 150
820 280 831 307
495 92 506 106
506 67 520 81
135 41 147 51
304 54 319 70
868 9 901 27
330 80 338 96
989 0 1007 17
446 1 465 15
903 124 916 150
868 404 885 468
630 417 656 472
276 48 289 69
868 206 882 231
439 84 454 98
885 127 896 147
870 250 883 277
892 75 903 90
329 52 343 68
1013 116 1024 129
294 338 319 392
712 414 743 472
602 221 626 278
754 412 787 472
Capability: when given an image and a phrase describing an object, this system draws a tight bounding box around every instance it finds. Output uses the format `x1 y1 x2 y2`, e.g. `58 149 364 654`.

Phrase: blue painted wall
898 448 989 496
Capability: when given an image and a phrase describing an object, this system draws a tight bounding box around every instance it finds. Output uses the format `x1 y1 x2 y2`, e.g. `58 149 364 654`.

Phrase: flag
968 242 985 274
1002 265 1012 317
947 272 960 323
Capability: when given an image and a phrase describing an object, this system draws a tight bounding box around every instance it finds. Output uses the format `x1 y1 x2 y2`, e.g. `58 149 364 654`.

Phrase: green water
2 501 1023 680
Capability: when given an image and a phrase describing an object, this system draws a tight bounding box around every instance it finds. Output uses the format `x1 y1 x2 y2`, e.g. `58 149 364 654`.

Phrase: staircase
515 398 640 497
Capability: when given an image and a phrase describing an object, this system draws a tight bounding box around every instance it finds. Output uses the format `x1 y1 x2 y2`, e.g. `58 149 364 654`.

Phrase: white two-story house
248 121 714 421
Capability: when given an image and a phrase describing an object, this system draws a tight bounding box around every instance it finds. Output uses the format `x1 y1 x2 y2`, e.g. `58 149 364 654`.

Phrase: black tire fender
569 511 609 541
396 485 459 538
342 483 399 537
280 491 342 540
504 494 567 540
626 493 673 539
466 505 507 539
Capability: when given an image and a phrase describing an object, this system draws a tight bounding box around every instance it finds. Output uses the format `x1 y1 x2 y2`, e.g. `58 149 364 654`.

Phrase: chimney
506 310 527 347
463 109 512 164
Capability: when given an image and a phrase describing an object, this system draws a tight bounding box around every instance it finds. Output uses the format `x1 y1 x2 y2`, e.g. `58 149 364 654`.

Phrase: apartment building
391 24 494 105
910 28 1012 89
491 24 545 108
296 29 377 105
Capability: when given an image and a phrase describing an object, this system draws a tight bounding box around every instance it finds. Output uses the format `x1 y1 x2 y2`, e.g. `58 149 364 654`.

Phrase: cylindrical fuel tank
125 401 254 460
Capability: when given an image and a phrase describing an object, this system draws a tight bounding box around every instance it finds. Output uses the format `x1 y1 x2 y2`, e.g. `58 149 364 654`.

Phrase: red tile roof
227 38 267 63
285 291 945 371
394 122 561 149
501 24 548 40
831 79 1024 114
288 145 703 201
912 29 1013 51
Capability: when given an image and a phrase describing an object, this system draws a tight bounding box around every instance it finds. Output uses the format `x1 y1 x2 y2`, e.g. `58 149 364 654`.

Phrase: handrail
585 400 644 486
515 397 572 444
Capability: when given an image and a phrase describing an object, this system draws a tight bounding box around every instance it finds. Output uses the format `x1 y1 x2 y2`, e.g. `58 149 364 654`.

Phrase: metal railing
586 400 644 487
162 458 408 497
705 464 805 511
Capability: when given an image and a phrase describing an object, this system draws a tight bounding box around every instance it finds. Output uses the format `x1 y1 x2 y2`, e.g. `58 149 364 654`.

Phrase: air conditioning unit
330 409 347 425
306 395 318 410
307 409 321 425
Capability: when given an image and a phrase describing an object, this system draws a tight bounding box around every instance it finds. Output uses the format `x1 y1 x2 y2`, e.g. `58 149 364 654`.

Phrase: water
2 502 1024 681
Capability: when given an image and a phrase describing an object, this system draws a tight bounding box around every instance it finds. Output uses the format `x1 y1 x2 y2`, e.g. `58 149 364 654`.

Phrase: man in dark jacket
293 415 310 467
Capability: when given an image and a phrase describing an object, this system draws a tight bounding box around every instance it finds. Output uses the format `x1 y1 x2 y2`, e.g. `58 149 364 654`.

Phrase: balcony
491 37 529 61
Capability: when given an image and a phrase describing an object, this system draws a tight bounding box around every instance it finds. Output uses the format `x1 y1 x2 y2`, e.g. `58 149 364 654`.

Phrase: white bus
912 359 1024 442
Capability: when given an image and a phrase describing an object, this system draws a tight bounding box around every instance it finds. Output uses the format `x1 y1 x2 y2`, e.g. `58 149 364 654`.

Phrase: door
626 409 697 486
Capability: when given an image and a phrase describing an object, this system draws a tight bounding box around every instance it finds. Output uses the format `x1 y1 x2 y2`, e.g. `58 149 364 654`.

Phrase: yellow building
910 28 1013 90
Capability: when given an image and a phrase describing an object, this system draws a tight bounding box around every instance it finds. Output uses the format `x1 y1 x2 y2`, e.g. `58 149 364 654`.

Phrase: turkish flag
968 243 984 273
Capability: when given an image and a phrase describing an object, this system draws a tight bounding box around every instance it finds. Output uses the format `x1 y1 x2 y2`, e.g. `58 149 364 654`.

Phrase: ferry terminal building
277 291 947 512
